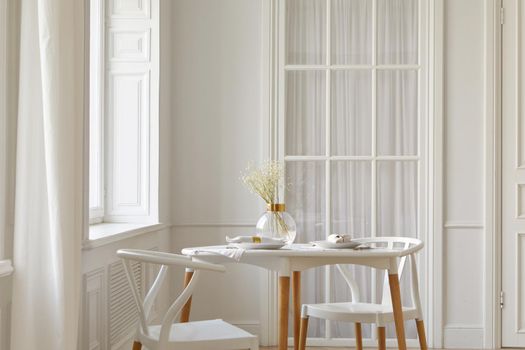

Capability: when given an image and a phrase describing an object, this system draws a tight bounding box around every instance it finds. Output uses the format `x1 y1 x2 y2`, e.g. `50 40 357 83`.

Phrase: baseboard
232 321 261 336
290 337 421 348
443 325 484 349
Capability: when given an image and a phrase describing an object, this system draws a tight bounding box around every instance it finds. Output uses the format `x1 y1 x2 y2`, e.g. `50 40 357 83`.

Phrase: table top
181 243 417 258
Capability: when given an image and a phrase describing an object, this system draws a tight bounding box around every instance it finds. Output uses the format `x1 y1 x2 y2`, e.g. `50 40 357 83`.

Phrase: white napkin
190 246 245 261
226 235 286 244
327 234 352 243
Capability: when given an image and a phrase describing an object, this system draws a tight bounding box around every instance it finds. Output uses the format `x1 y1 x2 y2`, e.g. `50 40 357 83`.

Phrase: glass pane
286 161 326 337
331 161 371 236
286 161 326 243
377 161 417 237
331 0 372 64
286 0 327 65
377 70 417 156
377 0 418 64
286 70 326 156
331 70 372 155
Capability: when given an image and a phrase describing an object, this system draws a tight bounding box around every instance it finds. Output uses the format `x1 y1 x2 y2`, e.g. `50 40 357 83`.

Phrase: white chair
117 249 259 350
298 237 427 350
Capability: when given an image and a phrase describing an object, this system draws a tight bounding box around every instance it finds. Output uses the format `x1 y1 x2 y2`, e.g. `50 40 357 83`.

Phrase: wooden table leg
279 275 291 350
377 326 386 350
388 273 407 350
355 322 363 350
179 270 194 323
293 271 301 350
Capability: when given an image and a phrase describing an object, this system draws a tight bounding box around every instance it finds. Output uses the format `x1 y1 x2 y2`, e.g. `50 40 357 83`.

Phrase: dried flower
241 160 285 205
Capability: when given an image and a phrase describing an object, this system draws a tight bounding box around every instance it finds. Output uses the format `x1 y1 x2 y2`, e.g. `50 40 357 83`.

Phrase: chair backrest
336 237 424 314
116 249 226 347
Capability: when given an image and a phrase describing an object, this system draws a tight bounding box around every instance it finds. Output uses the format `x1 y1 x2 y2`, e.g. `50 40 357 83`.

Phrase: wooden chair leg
377 326 386 350
132 341 142 350
298 317 308 350
179 270 194 323
416 319 428 350
355 323 363 350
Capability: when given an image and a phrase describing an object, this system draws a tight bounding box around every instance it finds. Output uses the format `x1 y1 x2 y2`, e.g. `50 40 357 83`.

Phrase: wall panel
442 0 490 348
444 228 483 326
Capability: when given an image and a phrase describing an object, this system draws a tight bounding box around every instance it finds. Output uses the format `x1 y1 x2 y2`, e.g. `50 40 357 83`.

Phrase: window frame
87 0 160 231
88 0 105 224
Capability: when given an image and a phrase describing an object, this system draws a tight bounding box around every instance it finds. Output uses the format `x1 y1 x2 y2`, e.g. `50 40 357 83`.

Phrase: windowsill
0 260 13 278
83 222 169 250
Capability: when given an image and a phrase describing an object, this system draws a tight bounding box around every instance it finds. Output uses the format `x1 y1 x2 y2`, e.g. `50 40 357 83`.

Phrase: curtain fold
11 0 84 349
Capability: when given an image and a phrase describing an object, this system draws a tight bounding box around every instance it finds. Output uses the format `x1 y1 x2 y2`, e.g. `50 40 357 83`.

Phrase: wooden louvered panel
108 260 143 349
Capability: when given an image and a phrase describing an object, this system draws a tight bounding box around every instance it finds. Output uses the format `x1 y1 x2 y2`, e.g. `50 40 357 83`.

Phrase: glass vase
256 204 297 245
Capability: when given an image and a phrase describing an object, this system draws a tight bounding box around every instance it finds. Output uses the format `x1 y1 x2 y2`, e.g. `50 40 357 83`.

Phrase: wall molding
443 221 485 229
82 268 106 350
430 0 444 347
484 0 501 348
443 325 484 349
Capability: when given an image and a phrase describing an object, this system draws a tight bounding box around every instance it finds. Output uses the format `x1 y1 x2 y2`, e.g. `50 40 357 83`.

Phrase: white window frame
89 0 105 224
264 0 431 346
88 0 160 231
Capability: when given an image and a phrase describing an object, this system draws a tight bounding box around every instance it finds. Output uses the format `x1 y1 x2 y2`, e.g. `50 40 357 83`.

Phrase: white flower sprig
241 160 284 205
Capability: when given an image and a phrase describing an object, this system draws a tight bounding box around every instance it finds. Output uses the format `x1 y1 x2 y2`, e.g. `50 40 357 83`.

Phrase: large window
278 0 427 343
89 0 159 233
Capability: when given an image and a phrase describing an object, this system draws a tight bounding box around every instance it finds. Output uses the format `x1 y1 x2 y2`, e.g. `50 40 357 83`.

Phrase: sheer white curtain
10 0 84 349
284 0 419 340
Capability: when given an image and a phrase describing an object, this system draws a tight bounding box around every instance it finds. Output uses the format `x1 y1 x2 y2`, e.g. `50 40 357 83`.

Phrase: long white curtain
11 0 84 349
284 0 418 339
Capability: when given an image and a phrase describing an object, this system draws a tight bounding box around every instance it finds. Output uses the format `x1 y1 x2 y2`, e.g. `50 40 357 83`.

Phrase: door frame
260 0 440 347
490 0 502 348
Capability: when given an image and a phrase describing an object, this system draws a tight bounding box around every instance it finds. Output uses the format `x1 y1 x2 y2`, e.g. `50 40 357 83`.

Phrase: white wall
169 0 265 337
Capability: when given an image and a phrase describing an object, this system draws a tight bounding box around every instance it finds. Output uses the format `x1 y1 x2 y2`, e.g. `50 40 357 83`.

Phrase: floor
260 348 510 350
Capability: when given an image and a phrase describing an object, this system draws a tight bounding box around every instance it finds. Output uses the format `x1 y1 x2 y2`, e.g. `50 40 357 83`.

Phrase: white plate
229 242 286 250
312 240 360 249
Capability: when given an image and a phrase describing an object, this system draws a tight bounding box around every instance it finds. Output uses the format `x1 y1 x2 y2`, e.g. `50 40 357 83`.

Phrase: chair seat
140 319 257 350
305 302 419 326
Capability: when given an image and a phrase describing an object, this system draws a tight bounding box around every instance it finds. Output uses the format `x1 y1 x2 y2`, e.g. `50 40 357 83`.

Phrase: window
89 0 159 232
277 0 428 342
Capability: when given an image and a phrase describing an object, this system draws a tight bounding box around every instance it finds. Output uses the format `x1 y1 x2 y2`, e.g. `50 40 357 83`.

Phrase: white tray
312 240 360 249
229 242 286 250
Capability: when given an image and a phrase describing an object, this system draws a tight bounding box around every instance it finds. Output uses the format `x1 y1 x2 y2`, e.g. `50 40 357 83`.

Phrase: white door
502 0 525 346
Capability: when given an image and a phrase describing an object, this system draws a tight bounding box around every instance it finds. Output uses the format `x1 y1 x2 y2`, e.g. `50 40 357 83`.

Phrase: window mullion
370 0 378 333
324 0 332 340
